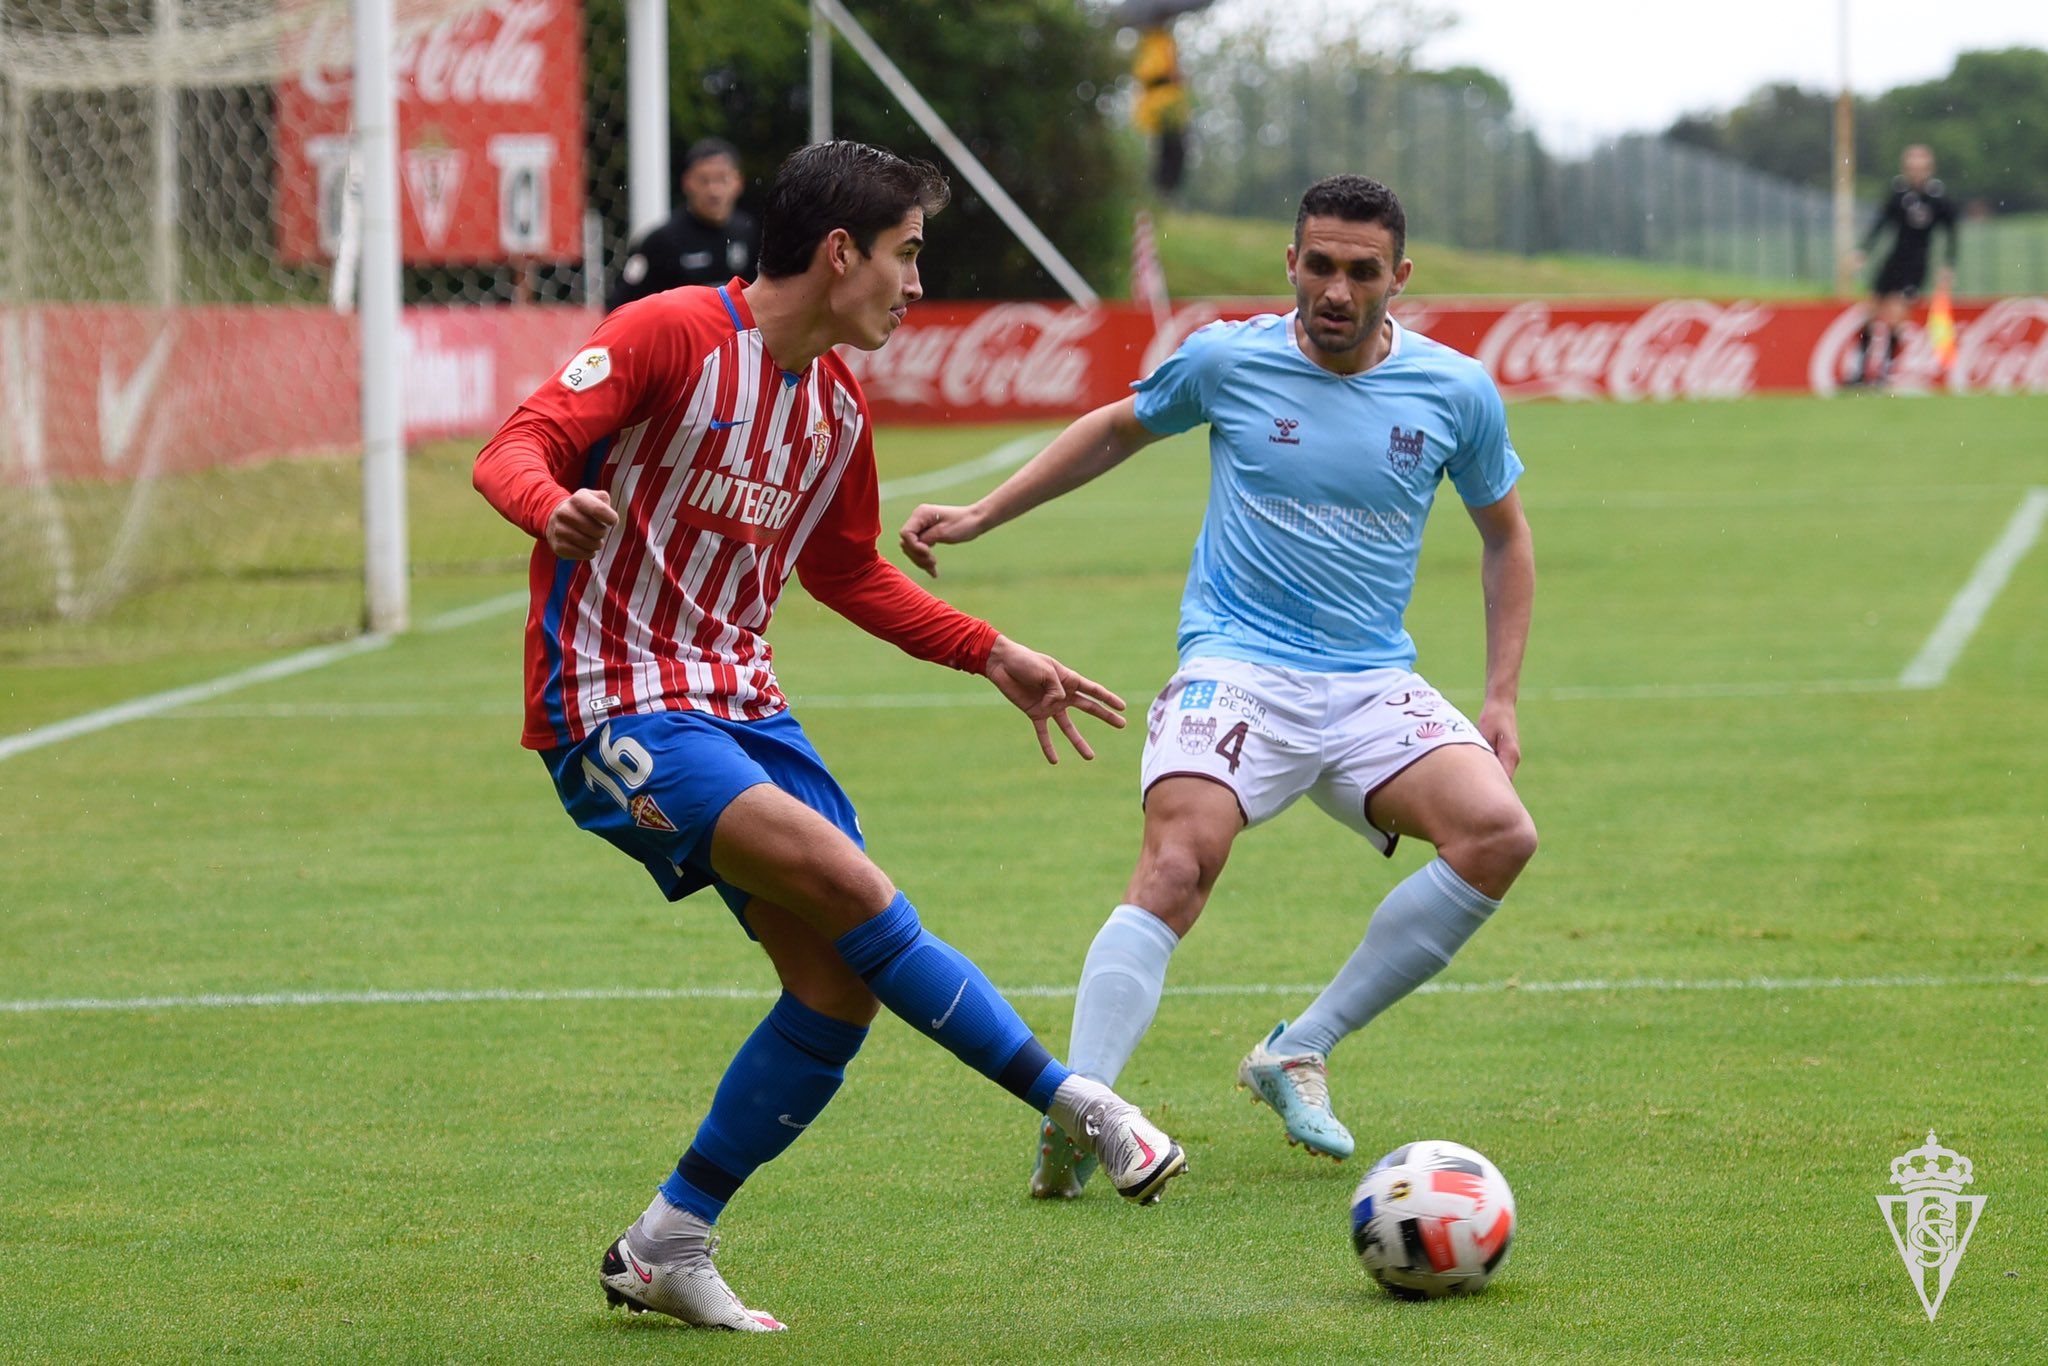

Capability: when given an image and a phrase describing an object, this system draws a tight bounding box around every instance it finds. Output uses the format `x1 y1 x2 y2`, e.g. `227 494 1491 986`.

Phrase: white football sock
627 1192 712 1261
1066 904 1180 1085
1275 859 1500 1058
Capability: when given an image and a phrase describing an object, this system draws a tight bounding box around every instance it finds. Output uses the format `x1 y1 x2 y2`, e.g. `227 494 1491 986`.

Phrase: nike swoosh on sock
931 978 969 1030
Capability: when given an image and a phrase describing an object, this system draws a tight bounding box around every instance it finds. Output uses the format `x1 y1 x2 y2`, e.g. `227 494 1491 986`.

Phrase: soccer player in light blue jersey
900 175 1537 1192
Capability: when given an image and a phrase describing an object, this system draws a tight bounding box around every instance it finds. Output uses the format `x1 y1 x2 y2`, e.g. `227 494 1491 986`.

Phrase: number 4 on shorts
1213 720 1249 774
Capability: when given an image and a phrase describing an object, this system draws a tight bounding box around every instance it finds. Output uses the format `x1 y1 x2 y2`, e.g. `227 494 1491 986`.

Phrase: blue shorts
541 708 863 934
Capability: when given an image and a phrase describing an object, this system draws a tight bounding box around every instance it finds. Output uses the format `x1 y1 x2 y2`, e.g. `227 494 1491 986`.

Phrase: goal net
0 0 613 662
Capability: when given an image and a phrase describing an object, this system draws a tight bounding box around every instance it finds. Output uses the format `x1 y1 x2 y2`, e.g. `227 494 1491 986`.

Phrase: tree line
1666 48 2048 214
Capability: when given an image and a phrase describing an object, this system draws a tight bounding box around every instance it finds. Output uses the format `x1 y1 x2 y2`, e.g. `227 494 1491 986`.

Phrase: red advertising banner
841 295 2048 423
7 296 2045 485
274 0 586 265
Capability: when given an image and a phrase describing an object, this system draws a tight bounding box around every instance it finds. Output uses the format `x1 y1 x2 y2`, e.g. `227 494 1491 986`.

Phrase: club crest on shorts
1387 425 1427 471
1178 714 1218 755
1877 1132 1985 1321
628 793 676 833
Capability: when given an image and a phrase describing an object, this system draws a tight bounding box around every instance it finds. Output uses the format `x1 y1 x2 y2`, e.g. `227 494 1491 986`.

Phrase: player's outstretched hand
984 635 1127 765
1479 702 1521 780
545 489 619 560
898 503 985 578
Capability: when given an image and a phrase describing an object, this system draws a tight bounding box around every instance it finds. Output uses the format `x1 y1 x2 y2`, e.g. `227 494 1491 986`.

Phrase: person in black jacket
1847 145 1958 386
607 139 761 312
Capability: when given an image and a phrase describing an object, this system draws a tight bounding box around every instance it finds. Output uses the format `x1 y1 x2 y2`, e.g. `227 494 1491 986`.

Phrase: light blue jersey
1132 312 1522 673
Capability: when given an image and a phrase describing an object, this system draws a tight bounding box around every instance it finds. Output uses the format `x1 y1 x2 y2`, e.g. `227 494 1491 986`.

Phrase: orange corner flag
1927 284 1958 377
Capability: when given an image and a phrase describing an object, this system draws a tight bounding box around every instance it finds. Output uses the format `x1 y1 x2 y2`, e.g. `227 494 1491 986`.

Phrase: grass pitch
2 394 2045 1361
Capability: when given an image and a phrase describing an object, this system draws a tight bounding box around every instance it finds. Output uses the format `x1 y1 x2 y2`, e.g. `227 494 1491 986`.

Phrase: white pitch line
417 589 528 633
1529 678 1899 702
156 677 1906 722
0 433 1053 763
0 633 393 764
159 692 1012 720
1528 483 2029 513
389 435 1057 638
4 971 2040 1017
875 430 1050 501
1899 487 2048 690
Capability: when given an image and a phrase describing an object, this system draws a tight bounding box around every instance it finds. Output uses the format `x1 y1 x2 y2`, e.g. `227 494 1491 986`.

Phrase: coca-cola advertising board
275 0 586 265
842 296 2048 423
8 296 2046 486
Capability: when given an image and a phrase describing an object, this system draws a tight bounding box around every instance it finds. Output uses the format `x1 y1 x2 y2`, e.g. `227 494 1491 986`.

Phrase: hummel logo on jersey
1387 425 1427 470
1269 416 1302 445
708 417 748 430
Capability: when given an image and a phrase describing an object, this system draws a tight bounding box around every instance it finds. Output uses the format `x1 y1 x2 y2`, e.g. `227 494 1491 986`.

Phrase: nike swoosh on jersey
708 417 748 430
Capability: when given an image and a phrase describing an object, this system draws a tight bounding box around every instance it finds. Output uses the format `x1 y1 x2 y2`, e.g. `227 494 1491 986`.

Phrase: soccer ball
1349 1139 1516 1298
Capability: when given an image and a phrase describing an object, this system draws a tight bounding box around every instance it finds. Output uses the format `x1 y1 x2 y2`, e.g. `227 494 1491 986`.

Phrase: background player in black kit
1847 144 1958 386
606 139 761 311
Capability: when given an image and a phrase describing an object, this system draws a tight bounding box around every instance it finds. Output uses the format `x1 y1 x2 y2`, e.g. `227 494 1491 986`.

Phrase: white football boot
599 1221 785 1332
1028 1113 1100 1199
1236 1021 1355 1161
1047 1076 1187 1204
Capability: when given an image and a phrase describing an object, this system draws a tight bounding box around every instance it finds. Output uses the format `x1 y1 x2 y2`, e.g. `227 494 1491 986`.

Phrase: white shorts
1139 656 1492 856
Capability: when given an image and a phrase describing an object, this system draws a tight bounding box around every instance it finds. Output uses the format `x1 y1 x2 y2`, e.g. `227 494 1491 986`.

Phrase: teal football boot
1236 1021 1355 1161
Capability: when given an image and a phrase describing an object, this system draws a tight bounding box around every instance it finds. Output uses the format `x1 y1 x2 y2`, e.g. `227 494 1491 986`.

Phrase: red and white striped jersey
475 279 997 751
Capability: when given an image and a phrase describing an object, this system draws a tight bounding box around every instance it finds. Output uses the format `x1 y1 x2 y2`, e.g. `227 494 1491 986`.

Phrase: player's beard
1303 300 1384 357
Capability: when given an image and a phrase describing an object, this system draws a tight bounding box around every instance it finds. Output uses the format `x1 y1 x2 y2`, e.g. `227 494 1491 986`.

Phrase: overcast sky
1417 1 2048 147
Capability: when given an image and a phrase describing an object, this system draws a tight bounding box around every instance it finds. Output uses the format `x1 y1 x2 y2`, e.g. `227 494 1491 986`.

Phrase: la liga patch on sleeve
559 346 612 392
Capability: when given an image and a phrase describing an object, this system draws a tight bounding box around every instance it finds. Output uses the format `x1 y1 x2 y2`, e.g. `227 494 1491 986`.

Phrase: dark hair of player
681 137 742 173
756 141 951 279
1294 174 1407 262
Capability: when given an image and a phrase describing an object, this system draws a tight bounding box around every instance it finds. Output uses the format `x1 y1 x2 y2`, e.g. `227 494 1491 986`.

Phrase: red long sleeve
473 408 583 539
795 416 998 674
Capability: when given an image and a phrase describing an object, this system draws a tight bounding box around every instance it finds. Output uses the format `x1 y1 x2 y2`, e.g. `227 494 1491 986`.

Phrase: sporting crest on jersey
1387 425 1427 471
559 347 611 392
802 416 832 488
628 793 677 833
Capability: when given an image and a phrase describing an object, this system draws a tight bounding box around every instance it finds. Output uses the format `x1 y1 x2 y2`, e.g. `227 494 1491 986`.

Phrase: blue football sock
1275 859 1501 1058
835 892 1069 1111
1068 904 1180 1085
658 992 868 1224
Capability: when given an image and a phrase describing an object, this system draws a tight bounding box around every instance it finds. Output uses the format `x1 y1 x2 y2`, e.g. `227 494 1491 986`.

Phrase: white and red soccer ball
1350 1140 1516 1298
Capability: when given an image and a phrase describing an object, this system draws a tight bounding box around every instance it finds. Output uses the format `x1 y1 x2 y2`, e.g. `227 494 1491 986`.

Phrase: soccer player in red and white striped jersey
475 142 1186 1332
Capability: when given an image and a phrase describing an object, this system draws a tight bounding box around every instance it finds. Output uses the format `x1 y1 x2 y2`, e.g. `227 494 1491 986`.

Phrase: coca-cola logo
1807 299 2048 395
839 303 1102 410
298 0 553 106
1806 304 1948 394
1951 297 2048 395
1478 300 1764 402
